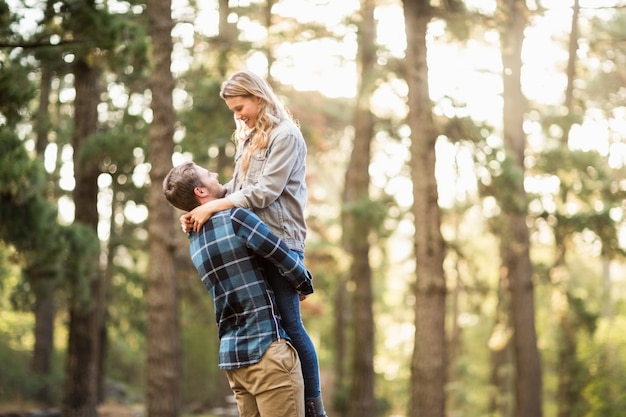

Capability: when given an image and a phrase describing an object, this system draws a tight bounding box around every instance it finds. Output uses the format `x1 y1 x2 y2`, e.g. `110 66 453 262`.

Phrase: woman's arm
230 208 313 296
180 198 235 232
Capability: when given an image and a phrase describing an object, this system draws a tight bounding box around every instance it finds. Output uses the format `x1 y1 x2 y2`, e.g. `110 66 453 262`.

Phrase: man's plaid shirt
189 207 314 369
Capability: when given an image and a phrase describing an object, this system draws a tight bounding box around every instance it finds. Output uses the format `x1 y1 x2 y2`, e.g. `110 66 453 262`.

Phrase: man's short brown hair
163 161 202 212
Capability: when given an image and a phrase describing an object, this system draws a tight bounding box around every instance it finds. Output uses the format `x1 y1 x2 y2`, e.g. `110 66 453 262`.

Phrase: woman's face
224 95 260 129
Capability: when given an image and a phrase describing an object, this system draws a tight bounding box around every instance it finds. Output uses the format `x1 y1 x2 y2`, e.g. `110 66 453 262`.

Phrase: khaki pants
226 339 304 417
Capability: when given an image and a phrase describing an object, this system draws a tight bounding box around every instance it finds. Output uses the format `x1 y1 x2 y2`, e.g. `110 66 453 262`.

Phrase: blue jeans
264 253 321 399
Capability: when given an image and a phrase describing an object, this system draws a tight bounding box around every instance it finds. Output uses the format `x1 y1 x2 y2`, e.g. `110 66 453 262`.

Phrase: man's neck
197 197 215 205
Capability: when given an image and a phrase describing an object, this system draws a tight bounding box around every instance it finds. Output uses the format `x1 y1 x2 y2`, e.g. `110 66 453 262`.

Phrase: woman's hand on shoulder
186 203 214 233
181 199 235 233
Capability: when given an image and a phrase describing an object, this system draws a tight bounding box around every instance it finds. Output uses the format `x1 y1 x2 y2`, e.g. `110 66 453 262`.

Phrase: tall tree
1 3 102 409
554 2 584 416
496 1 543 416
31 1 62 403
341 1 377 416
402 1 447 417
146 0 180 416
0 120 68 411
0 7 60 403
61 1 105 414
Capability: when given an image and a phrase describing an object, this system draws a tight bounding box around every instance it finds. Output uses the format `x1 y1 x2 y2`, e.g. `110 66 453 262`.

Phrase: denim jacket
225 119 307 252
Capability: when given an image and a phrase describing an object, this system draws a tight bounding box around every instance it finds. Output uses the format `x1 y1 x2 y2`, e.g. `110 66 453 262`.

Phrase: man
163 161 313 417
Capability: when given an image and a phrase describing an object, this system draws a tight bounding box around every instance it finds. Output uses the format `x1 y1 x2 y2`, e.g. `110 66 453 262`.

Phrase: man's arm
230 208 313 296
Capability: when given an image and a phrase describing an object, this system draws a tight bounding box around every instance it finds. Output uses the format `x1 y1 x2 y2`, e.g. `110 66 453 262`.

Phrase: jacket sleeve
230 208 313 295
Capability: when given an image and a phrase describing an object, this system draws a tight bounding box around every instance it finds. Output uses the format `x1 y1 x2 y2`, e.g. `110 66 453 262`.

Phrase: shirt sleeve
230 208 314 295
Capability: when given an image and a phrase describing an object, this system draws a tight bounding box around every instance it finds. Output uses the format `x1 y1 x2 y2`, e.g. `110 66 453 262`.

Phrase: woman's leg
265 262 321 399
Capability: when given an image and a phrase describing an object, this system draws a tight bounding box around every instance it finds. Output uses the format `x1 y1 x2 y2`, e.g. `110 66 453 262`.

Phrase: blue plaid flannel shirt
189 207 314 369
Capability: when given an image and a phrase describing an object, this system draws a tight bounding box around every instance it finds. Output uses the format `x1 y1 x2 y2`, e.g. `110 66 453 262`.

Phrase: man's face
194 165 226 198
224 95 260 129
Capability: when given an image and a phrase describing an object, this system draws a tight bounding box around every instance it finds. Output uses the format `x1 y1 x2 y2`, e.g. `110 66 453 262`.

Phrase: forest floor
0 402 142 417
0 402 224 417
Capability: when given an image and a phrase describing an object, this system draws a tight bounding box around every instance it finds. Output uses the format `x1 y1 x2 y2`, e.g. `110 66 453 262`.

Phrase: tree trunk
333 278 349 412
32 271 56 405
498 1 543 416
62 57 103 417
555 3 583 415
342 1 376 417
488 276 513 417
32 47 56 405
146 0 181 416
35 65 52 155
403 1 447 417
216 0 237 176
564 0 579 111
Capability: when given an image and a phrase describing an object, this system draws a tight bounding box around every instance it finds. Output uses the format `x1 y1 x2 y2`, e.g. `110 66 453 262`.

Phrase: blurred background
1 0 625 416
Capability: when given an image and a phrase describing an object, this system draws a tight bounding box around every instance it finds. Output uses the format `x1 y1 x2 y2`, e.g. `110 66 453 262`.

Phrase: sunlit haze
9 0 625 231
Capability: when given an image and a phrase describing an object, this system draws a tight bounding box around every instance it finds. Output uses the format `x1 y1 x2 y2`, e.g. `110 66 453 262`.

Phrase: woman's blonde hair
220 70 293 179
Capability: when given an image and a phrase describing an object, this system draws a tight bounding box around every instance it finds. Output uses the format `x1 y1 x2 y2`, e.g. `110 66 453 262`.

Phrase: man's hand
180 213 193 233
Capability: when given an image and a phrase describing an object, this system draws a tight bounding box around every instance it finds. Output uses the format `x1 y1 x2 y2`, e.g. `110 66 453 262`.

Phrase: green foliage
537 148 626 203
0 58 36 127
0 129 43 203
579 318 626 417
181 305 222 407
178 75 235 167
551 211 625 258
567 292 598 335
0 128 67 311
0 1 14 38
439 111 494 145
534 147 626 258
103 11 151 85
61 223 100 310
105 330 145 395
55 0 130 54
586 12 626 112
0 2 36 126
539 112 585 139
482 154 528 215
0 268 64 403
0 342 65 404
77 127 145 169
0 336 40 401
342 195 393 236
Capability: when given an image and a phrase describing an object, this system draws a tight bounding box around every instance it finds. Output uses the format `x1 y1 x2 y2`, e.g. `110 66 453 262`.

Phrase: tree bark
556 4 584 414
32 270 56 405
403 1 447 417
488 276 513 417
497 1 543 416
32 42 56 405
342 1 376 417
146 0 181 416
62 56 103 417
216 0 237 176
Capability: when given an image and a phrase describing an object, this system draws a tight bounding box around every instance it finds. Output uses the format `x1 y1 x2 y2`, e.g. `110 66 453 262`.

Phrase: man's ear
193 186 206 197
